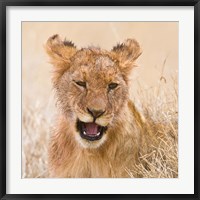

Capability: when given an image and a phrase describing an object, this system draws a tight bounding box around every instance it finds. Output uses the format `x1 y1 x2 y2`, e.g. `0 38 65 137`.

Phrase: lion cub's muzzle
87 108 105 120
76 107 107 141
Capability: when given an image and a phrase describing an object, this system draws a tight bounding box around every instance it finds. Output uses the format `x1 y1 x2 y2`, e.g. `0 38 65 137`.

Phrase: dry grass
22 102 51 178
130 73 178 178
22 73 178 178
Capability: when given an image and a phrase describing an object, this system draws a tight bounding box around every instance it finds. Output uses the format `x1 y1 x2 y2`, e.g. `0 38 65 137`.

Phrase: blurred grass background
22 22 178 178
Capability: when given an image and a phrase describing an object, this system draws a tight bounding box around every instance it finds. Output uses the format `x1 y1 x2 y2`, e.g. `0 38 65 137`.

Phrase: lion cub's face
62 52 128 147
46 35 141 148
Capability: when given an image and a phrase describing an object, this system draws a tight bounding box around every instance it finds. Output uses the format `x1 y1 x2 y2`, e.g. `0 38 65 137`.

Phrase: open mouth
76 120 107 141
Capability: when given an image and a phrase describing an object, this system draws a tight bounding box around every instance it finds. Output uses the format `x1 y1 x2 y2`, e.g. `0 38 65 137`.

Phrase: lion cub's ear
45 34 77 82
112 39 142 75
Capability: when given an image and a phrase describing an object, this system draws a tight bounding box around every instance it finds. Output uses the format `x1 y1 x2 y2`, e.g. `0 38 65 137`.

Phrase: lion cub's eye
75 81 86 88
108 83 118 90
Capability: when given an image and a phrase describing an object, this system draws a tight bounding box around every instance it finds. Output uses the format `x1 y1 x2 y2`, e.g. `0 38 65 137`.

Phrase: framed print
0 0 199 199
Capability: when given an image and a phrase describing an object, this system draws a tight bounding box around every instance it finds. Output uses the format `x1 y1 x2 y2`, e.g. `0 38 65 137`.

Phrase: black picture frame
0 0 199 199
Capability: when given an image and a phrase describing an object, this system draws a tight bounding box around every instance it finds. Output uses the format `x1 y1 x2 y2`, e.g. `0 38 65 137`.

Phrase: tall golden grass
22 72 178 178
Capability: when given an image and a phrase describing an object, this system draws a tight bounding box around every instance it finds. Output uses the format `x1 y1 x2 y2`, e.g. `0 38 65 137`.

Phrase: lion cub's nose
87 108 105 119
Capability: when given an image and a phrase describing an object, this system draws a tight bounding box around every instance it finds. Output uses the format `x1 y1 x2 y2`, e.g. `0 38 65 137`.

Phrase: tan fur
46 35 148 178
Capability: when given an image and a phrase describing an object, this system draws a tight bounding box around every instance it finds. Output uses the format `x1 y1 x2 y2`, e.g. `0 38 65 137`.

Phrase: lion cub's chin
75 132 108 149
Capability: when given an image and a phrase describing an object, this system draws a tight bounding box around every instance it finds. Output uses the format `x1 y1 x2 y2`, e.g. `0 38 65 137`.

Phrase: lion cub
46 35 146 178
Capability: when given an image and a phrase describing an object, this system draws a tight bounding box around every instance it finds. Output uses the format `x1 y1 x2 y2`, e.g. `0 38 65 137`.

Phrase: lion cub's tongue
85 122 98 135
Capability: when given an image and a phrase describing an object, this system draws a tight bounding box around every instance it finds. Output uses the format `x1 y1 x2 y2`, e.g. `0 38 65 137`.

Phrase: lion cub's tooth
97 132 100 136
83 131 87 135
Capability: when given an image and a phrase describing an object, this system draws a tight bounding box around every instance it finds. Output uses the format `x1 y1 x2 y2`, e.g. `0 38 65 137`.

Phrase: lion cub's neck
49 101 142 178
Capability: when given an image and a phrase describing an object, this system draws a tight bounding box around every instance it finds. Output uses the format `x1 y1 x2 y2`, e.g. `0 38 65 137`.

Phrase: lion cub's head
46 35 141 148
